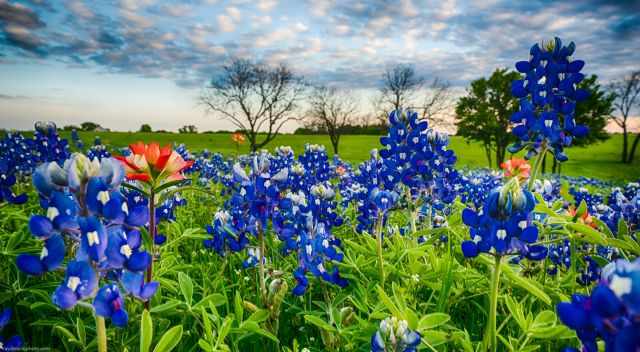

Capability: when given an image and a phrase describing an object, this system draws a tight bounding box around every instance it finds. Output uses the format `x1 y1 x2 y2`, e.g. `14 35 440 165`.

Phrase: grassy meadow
59 131 639 182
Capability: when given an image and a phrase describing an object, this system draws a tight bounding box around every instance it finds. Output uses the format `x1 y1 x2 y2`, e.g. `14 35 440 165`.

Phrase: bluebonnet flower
204 210 249 255
557 258 640 352
456 169 503 209
17 153 155 326
274 182 347 295
121 270 158 302
377 110 458 234
87 138 111 161
33 121 71 165
93 284 128 327
547 239 571 275
0 131 37 175
0 158 27 204
204 151 288 256
461 177 539 258
52 260 98 309
0 308 23 350
298 144 332 184
71 129 84 150
509 38 590 161
371 317 421 352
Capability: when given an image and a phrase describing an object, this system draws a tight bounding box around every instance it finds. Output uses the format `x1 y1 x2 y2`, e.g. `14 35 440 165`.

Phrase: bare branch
200 58 304 151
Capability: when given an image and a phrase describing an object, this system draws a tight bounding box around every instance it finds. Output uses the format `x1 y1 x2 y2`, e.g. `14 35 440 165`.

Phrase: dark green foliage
455 68 520 168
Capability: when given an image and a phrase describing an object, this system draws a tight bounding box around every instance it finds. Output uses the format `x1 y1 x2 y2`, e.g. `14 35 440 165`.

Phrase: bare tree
609 71 640 163
200 58 305 152
304 85 358 154
412 78 454 130
377 64 424 122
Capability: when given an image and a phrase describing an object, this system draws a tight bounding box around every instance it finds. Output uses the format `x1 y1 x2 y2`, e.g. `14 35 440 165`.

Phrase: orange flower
500 158 531 181
567 206 596 228
115 142 193 185
231 132 245 144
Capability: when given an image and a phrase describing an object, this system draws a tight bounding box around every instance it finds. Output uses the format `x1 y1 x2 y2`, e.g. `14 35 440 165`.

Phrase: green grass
64 131 639 182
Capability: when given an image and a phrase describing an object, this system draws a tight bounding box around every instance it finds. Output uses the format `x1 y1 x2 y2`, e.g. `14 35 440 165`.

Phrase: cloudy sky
1 0 639 132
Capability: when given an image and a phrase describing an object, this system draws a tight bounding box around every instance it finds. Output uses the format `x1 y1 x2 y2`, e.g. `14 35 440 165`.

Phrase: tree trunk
495 145 505 169
485 145 492 168
331 134 340 155
622 125 628 163
628 133 640 163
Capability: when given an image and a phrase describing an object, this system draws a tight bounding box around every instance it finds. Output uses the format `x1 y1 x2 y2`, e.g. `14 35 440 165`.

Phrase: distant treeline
294 125 387 135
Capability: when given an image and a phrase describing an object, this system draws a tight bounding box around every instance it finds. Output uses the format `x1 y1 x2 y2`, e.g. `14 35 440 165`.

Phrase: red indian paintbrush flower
500 158 531 182
231 132 245 144
115 142 193 185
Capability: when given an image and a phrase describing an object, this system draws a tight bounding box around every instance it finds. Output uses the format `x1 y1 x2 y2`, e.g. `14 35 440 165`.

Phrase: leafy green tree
139 124 152 133
455 68 520 168
573 75 614 146
545 74 615 173
80 121 100 131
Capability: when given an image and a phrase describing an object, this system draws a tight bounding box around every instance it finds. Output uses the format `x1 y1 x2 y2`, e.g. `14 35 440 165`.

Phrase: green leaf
75 318 86 345
150 300 182 313
234 291 244 322
153 325 183 352
217 316 234 347
502 266 551 306
376 285 402 318
53 326 79 345
178 272 194 306
192 293 226 310
198 339 213 352
421 330 449 346
240 321 279 343
141 310 153 352
303 315 336 333
567 223 607 246
617 218 629 237
575 200 588 219
121 182 149 197
417 313 450 331
247 309 270 323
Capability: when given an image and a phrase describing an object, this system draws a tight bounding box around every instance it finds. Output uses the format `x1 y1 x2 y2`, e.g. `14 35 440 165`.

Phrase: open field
63 131 639 182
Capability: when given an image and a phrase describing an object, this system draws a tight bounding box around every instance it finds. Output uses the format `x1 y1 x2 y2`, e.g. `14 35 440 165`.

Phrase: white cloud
160 4 191 17
217 15 235 32
294 22 308 32
68 1 94 19
255 28 297 47
257 0 278 12
310 0 333 17
401 0 419 17
226 6 241 21
335 24 350 35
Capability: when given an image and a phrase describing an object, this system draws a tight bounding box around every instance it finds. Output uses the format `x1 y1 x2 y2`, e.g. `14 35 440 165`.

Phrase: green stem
406 188 417 234
486 255 502 352
258 227 267 304
96 315 107 352
528 147 547 191
144 190 156 310
375 214 385 287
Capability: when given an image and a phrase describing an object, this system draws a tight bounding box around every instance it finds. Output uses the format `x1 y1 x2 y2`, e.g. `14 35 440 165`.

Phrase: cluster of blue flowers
509 37 590 161
32 122 71 165
204 145 348 295
558 258 640 351
461 177 540 258
0 308 23 350
0 122 76 205
16 153 157 327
